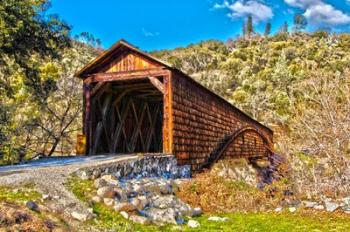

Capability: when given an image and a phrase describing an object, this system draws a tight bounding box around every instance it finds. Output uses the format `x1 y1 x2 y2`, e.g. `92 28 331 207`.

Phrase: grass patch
192 212 350 232
0 185 41 203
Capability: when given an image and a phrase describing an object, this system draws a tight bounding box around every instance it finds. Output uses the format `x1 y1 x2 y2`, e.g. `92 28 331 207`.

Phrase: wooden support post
83 82 91 155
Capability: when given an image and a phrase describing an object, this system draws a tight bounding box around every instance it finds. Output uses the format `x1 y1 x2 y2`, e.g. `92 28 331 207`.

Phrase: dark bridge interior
89 79 163 154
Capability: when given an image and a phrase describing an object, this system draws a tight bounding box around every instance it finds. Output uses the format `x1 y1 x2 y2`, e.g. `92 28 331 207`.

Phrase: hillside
152 32 350 197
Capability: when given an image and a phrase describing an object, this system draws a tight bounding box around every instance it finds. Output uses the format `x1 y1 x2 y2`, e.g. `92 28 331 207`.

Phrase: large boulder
94 178 107 189
114 202 137 213
144 208 178 225
129 215 150 225
113 187 128 202
97 186 115 198
101 175 120 186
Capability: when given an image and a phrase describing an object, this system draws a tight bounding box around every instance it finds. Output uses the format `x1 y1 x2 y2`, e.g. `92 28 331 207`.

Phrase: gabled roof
75 39 174 78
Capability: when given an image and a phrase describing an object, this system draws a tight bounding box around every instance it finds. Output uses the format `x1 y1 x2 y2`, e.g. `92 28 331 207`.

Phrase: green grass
66 176 350 232
0 185 41 203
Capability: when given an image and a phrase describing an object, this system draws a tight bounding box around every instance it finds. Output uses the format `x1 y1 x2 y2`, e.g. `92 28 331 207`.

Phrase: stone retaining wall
74 154 191 180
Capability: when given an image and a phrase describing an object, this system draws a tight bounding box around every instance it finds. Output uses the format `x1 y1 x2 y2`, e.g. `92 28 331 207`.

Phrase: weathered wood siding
103 52 160 73
170 72 273 170
222 130 270 158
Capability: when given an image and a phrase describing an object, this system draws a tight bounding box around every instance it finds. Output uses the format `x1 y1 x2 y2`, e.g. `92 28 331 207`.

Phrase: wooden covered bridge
75 40 274 171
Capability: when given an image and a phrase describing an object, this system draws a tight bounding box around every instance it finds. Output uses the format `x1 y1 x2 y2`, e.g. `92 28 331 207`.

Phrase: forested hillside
153 32 350 196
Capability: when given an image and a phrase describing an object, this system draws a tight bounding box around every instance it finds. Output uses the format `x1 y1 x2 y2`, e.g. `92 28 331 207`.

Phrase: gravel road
0 154 139 220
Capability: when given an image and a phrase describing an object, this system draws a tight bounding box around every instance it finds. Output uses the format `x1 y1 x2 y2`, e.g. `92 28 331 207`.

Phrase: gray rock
303 201 317 208
71 211 89 221
103 198 115 206
94 178 107 189
26 201 39 212
208 216 229 222
152 195 176 209
129 215 150 225
130 197 143 210
144 208 178 225
324 201 339 212
274 207 282 212
177 203 193 217
114 187 128 202
42 194 51 201
192 207 202 216
101 174 120 186
77 170 91 180
92 195 102 203
188 219 200 228
342 197 350 205
120 211 129 219
314 205 324 210
97 186 115 198
114 202 137 213
136 195 149 209
91 169 101 180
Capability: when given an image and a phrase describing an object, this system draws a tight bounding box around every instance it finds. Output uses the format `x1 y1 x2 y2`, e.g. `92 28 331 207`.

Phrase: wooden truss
89 81 163 155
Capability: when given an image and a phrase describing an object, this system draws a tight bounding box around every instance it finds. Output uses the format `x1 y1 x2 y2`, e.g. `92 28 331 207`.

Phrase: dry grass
176 170 292 213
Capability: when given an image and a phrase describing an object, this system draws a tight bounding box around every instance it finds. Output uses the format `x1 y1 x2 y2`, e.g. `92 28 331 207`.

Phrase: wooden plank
83 83 91 155
148 76 164 94
83 68 169 84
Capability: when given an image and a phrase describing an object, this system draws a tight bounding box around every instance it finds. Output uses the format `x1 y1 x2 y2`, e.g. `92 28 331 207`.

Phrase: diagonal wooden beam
148 76 164 94
145 104 160 151
111 98 132 152
128 101 147 152
91 82 110 97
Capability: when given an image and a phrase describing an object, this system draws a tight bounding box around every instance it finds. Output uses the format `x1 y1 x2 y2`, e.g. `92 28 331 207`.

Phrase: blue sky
49 0 350 51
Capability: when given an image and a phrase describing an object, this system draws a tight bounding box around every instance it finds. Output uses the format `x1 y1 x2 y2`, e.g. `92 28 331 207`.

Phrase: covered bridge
75 40 274 171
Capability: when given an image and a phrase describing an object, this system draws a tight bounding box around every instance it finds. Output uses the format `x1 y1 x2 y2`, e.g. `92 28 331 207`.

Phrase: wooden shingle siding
171 72 273 170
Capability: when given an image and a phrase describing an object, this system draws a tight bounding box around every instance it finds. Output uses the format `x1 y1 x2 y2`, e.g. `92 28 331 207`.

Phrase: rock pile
275 197 350 214
91 174 202 225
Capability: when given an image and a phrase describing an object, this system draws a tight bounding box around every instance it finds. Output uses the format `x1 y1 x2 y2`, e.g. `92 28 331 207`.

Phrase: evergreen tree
293 13 307 32
279 21 289 34
242 21 247 38
247 15 254 36
264 22 272 37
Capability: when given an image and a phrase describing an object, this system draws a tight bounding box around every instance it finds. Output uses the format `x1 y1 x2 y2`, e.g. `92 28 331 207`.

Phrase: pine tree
247 15 254 36
293 13 307 32
242 21 247 38
279 21 289 34
264 22 272 37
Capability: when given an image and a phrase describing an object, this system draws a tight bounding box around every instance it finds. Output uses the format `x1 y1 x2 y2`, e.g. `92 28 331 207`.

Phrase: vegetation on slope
153 32 350 197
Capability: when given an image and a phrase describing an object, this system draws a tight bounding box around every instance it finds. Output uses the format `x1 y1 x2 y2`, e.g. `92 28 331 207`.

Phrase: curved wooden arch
203 126 273 169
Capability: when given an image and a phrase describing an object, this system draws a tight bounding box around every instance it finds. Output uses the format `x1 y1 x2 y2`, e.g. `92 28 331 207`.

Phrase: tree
0 0 71 163
293 13 307 32
279 21 289 34
264 22 272 37
242 21 247 38
246 15 254 37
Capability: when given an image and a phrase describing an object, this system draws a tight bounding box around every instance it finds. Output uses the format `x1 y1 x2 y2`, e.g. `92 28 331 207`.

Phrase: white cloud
284 0 321 9
142 28 160 37
304 4 350 25
215 1 274 23
285 0 350 25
